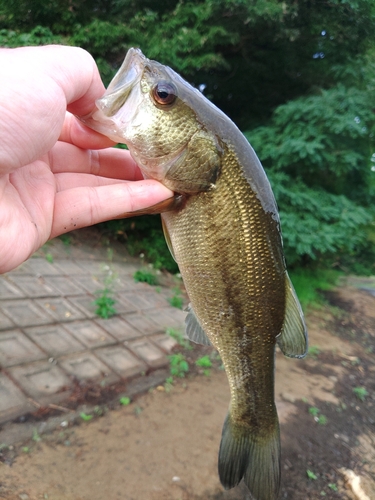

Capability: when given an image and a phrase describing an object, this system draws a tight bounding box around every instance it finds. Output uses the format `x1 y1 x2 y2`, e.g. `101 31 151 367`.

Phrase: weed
119 396 131 406
308 407 320 417
93 289 117 318
80 412 93 421
353 386 369 401
168 287 184 309
168 295 184 309
93 266 118 319
32 428 41 442
196 355 213 368
308 406 327 424
134 406 142 416
45 253 54 263
308 345 320 358
22 446 30 453
306 470 318 480
164 376 174 392
169 353 189 378
133 268 157 285
328 483 338 491
166 327 192 350
317 414 327 425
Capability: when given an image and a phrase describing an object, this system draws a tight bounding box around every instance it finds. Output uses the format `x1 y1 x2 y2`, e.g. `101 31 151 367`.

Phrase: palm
0 46 173 274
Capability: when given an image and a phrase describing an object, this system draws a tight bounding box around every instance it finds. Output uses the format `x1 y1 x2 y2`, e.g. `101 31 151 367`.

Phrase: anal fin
185 304 211 346
276 273 308 358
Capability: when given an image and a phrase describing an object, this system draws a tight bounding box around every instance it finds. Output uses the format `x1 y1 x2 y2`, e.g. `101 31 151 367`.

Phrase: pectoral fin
185 304 211 346
276 274 308 358
113 194 185 219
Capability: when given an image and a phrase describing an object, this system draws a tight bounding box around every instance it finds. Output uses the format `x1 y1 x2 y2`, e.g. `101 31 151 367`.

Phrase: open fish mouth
80 48 146 142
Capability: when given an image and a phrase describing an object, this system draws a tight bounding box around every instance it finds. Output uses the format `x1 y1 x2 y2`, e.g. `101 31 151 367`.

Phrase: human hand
0 45 173 274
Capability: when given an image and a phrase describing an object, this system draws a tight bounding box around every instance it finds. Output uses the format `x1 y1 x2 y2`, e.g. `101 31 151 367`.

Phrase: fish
81 48 308 500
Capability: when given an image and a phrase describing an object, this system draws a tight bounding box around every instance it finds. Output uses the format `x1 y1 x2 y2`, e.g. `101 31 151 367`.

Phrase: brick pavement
0 255 186 424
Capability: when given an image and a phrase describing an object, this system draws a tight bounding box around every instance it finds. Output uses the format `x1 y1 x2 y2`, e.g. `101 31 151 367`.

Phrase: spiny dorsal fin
276 273 308 358
185 304 212 346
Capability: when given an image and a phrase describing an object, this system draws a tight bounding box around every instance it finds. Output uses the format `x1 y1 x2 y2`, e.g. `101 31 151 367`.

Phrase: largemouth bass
81 48 308 500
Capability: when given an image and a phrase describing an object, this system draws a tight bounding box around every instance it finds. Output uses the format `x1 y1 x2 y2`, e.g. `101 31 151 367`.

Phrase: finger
59 112 118 150
50 180 174 238
49 141 143 180
0 46 106 172
54 173 128 192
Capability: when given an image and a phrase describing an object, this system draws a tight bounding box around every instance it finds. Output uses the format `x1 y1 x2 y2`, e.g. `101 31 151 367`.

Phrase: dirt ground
0 284 374 500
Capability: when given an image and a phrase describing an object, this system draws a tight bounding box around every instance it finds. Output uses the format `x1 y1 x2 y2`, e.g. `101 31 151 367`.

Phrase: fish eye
152 81 177 106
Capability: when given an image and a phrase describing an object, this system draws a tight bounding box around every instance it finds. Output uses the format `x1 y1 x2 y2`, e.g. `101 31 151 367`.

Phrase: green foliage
133 268 157 286
289 268 341 309
168 353 189 378
3 0 375 273
195 355 212 368
93 289 116 319
168 288 184 309
246 79 375 269
306 470 318 480
166 327 192 350
353 386 369 401
119 396 131 406
79 412 93 421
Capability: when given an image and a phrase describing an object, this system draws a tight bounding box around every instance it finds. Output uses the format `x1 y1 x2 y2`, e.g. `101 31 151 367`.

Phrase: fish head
82 48 222 192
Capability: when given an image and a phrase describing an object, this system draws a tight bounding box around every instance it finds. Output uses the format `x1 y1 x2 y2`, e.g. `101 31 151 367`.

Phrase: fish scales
80 48 308 500
162 144 285 432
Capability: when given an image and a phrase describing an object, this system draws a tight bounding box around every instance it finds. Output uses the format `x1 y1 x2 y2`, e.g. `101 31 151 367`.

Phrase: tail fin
218 413 280 500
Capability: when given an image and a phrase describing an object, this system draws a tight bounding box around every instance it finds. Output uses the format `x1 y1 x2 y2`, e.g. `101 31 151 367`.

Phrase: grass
306 469 318 480
289 267 342 310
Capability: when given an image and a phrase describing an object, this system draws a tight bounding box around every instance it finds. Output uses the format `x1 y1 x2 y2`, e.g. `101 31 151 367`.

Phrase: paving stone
52 259 87 275
0 329 46 367
64 320 116 348
126 338 167 369
0 300 54 327
120 293 154 311
75 260 108 274
137 291 168 309
7 276 59 298
8 361 71 403
94 345 146 378
5 261 35 275
71 275 104 293
58 351 119 383
35 298 86 322
150 333 179 353
0 277 24 299
72 295 97 318
121 313 161 336
24 325 85 357
26 257 61 276
95 317 143 341
150 307 186 329
42 276 86 295
113 294 137 314
0 373 33 424
0 311 15 331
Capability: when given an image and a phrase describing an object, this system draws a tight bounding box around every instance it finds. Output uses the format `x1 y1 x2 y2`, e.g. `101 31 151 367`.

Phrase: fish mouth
79 48 147 142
